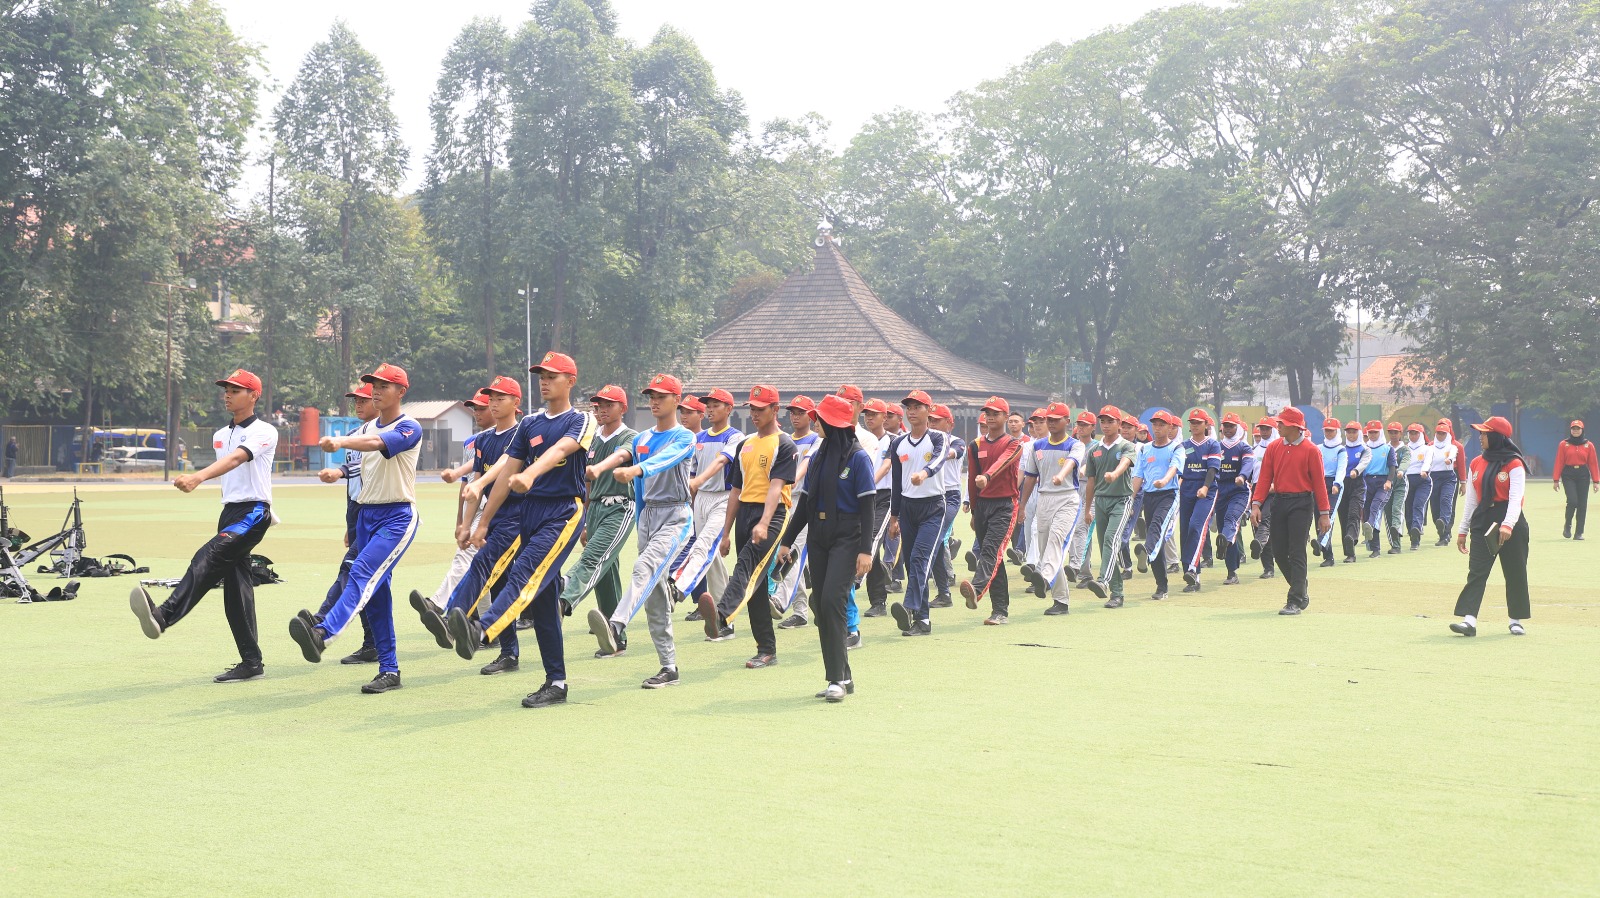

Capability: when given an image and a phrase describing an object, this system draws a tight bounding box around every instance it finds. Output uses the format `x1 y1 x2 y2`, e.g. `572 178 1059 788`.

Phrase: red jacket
1251 436 1331 512
1554 440 1599 480
968 433 1021 499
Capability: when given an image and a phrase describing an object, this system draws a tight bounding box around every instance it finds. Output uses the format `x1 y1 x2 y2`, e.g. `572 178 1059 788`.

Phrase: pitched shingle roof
686 239 1047 409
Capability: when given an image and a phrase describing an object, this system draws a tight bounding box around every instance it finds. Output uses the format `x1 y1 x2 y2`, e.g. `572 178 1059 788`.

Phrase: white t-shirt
214 416 278 505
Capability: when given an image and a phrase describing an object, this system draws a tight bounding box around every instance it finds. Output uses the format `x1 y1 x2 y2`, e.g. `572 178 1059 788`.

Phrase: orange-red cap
932 404 953 421
787 394 817 413
1324 418 1342 431
837 384 864 403
345 383 373 400
680 395 706 412
1097 404 1121 421
1470 416 1512 438
1077 411 1097 426
1152 410 1181 427
863 398 888 414
1256 416 1277 429
1386 421 1402 433
1222 412 1243 427
463 389 490 409
747 384 780 408
1277 407 1307 429
591 384 629 405
529 351 577 376
1044 402 1071 419
484 375 522 398
362 363 409 389
903 390 934 408
642 374 682 397
816 394 856 429
983 396 1011 415
215 368 262 393
887 403 904 417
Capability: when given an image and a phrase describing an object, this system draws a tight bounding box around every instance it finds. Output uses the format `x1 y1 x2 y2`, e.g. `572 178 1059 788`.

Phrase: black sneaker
697 594 720 640
587 608 620 656
1449 621 1476 636
1278 603 1302 616
1368 549 1382 559
1167 562 1181 574
1103 595 1123 609
1435 536 1450 547
845 630 862 650
959 580 978 609
1343 556 1356 564
1409 527 1422 544
1119 566 1133 581
887 579 904 594
1310 538 1322 558
816 680 856 699
905 620 932 637
361 671 402 693
1508 622 1525 636
745 653 777 669
708 624 735 642
1223 575 1240 586
1005 546 1025 566
642 667 679 688
1182 569 1198 587
1258 568 1276 579
412 590 453 650
1133 543 1149 573
929 595 953 608
1216 533 1228 558
983 613 1008 626
1150 591 1168 601
1182 583 1200 593
288 614 326 663
890 602 911 634
1387 546 1402 555
1044 601 1070 616
964 550 977 572
446 609 483 661
522 681 568 708
769 597 785 620
214 661 264 683
130 586 164 639
480 655 519 675
1563 523 1572 539
513 618 534 631
340 646 379 665
1319 557 1335 568
1248 538 1261 559
1085 579 1108 600
863 603 888 618
779 613 807 629
685 608 702 622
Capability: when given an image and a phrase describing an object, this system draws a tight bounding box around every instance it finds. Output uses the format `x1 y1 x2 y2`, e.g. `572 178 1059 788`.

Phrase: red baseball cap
1121 413 1139 427
863 398 888 414
1222 413 1243 427
1470 416 1512 438
787 394 817 413
1097 404 1121 421
345 383 373 399
837 384 864 403
1277 407 1307 429
1152 410 1181 427
362 363 409 389
642 374 682 397
1343 420 1361 431
747 384 780 408
1386 421 1402 433
887 403 904 417
1256 416 1277 429
1076 411 1097 426
1364 420 1382 432
704 388 735 406
903 390 934 408
1324 418 1341 430
484 375 523 398
932 404 953 421
983 396 1011 415
1044 402 1071 419
1408 423 1424 434
1027 407 1047 421
815 394 856 429
680 395 706 412
1569 419 1584 429
530 351 577 376
1187 409 1213 426
215 368 262 393
463 389 490 409
591 384 629 405
1437 418 1455 432
1137 424 1150 436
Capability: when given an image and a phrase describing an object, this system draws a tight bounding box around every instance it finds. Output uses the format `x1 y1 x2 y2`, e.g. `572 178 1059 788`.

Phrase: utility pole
520 285 539 400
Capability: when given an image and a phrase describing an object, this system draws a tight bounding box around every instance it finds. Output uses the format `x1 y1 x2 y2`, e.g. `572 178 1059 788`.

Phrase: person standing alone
1554 420 1598 540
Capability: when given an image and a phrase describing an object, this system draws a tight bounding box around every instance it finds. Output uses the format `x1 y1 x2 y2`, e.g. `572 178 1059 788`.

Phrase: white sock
1463 615 1476 627
1509 618 1520 626
552 680 566 689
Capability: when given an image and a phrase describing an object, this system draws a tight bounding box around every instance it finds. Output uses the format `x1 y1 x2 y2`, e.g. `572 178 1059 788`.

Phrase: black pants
866 491 892 605
807 524 862 684
1142 490 1175 593
1267 492 1314 609
716 502 785 656
1338 476 1365 558
158 501 271 664
1562 468 1591 535
1454 516 1530 619
970 495 1016 614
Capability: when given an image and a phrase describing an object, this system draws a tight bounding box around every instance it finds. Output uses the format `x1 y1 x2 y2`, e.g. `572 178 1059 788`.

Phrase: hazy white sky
217 0 1215 193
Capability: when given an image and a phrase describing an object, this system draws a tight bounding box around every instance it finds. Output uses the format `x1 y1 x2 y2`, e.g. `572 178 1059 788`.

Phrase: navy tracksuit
1179 437 1221 576
1215 440 1252 575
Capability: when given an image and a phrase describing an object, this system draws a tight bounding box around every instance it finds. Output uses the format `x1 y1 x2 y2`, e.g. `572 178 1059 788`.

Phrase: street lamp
518 285 539 401
147 277 197 482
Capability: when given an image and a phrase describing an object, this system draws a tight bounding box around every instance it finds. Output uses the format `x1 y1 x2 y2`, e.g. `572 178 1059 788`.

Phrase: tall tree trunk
78 368 93 472
481 159 495 376
264 155 276 414
339 200 352 415
551 250 566 351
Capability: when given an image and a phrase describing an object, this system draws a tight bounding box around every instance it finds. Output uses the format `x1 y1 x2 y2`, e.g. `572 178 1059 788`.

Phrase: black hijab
1568 424 1586 447
815 419 861 515
1470 430 1524 533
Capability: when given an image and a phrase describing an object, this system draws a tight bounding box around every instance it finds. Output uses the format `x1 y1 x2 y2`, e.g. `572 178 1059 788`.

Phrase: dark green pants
559 497 635 616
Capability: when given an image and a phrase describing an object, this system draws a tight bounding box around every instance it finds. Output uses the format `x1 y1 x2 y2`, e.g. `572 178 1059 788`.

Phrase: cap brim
639 388 677 397
1469 423 1493 433
746 401 776 408
216 378 257 390
529 364 573 375
361 374 403 386
484 388 518 397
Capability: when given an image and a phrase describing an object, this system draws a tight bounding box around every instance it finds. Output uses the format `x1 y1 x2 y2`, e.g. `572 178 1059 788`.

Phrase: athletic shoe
1120 566 1133 580
588 608 620 656
1258 568 1276 579
1182 570 1198 587
1449 621 1476 637
1073 576 1092 590
479 655 519 676
959 580 978 609
1278 603 1302 616
360 671 402 694
1030 578 1048 600
1387 546 1402 555
1149 591 1167 601
1319 557 1335 568
1577 533 1586 540
845 630 862 650
522 681 567 708
340 646 379 665
130 586 163 639
415 596 454 649
1044 601 1070 616
1103 595 1123 609
1085 579 1107 600
816 680 855 699
1006 547 1025 566
288 615 325 663
664 579 687 605
947 538 961 560
445 609 483 661
1435 536 1450 547
708 624 735 642
1362 522 1375 541
821 683 848 702
1509 622 1525 636
1181 583 1199 593
745 653 777 669
697 594 720 640
1167 562 1181 574
1216 533 1228 558
1223 575 1240 586
1409 527 1422 544
513 619 534 631
930 595 953 608
1309 539 1322 558
1563 523 1572 538
769 598 784 620
685 608 702 621
1368 549 1381 559
779 613 807 629
1020 562 1038 581
1343 556 1356 564
642 667 680 688
904 620 932 637
213 661 263 683
863 603 888 618
964 550 977 572
887 579 904 594
1133 543 1148 573
984 613 1008 626
1248 538 1261 559
890 602 912 634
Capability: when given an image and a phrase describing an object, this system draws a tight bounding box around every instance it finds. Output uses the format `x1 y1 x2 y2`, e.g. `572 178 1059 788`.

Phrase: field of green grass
1 480 1595 896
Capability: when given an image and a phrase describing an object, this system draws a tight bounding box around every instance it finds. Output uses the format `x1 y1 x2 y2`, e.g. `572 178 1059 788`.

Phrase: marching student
1178 410 1221 591
1067 410 1098 584
1131 410 1183 601
586 374 696 688
674 388 741 620
129 368 278 683
310 382 379 664
1116 412 1143 578
883 402 907 591
1403 423 1433 550
1553 419 1597 540
423 379 521 618
777 394 877 701
1010 408 1049 566
885 390 951 633
1380 422 1413 555
858 396 894 617
1360 421 1393 558
1450 416 1531 637
1427 420 1461 545
679 394 705 433
1248 416 1278 579
776 395 821 629
557 384 638 657
445 351 596 709
1213 413 1253 585
1081 405 1138 606
287 363 420 694
1017 402 1086 614
959 396 1023 625
927 404 965 609
1249 407 1330 615
1337 421 1371 563
1313 418 1348 570
697 385 798 669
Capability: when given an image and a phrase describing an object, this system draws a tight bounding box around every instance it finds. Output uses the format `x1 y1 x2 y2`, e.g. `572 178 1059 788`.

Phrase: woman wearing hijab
1553 419 1598 540
777 394 876 701
1451 416 1531 636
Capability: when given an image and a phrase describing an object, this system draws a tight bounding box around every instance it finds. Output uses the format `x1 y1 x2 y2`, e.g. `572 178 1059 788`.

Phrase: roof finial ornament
815 220 834 248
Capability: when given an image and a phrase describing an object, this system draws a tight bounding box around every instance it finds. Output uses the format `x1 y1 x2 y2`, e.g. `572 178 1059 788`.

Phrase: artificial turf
1 481 1595 896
